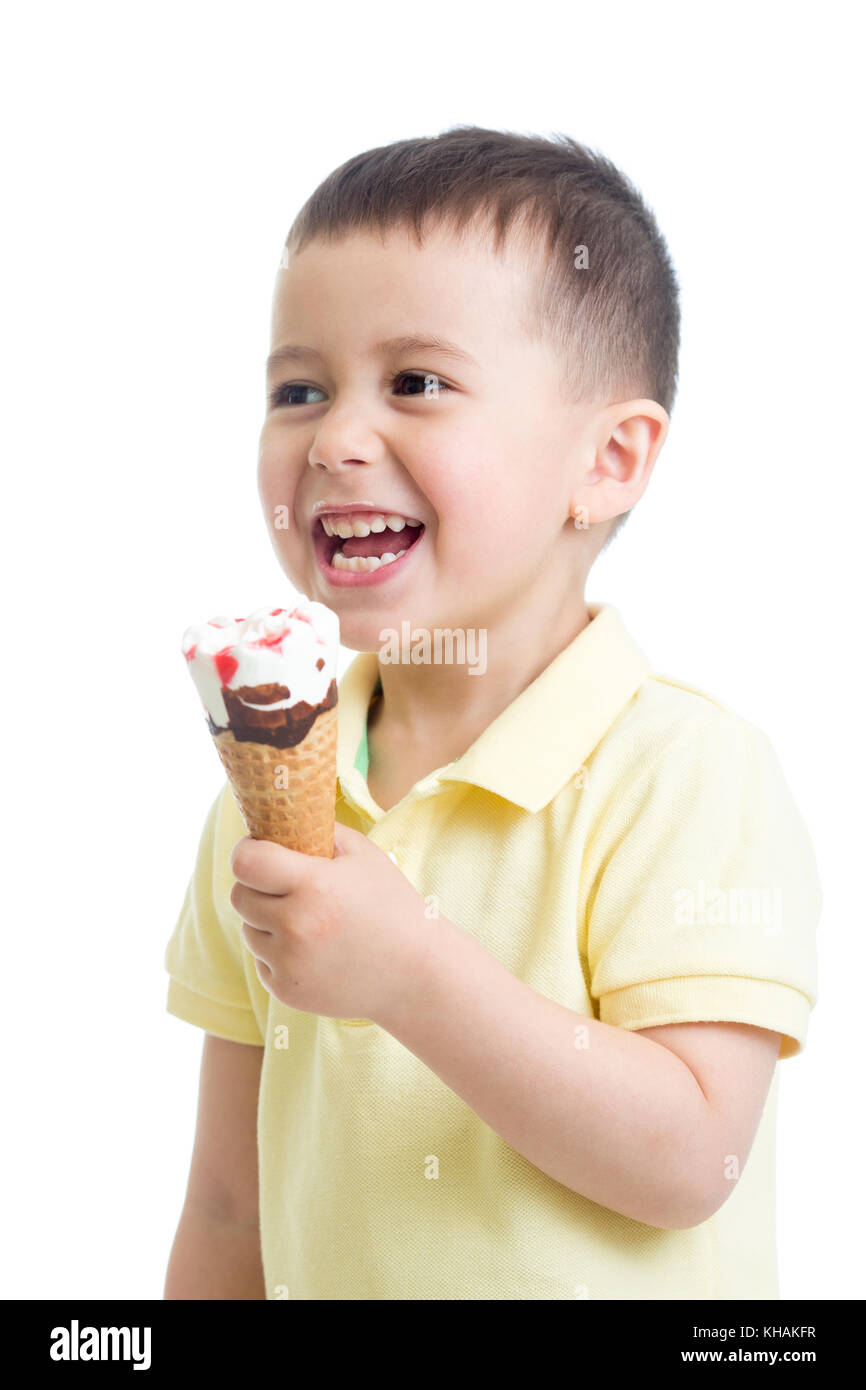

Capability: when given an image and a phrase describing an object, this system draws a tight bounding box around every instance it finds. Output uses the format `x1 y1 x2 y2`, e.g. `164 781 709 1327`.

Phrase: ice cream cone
182 602 340 857
212 703 337 856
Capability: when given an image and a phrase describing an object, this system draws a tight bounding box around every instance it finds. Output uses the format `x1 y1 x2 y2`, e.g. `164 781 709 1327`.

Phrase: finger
243 925 276 984
231 881 287 932
240 919 272 953
229 835 310 894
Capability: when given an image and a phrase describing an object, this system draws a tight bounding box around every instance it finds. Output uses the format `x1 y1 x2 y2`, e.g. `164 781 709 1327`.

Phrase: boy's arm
164 1033 265 1299
376 918 781 1230
634 1019 782 1218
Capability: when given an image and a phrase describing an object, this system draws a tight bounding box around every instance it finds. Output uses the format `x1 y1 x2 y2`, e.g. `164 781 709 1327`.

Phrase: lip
310 501 423 522
311 512 426 588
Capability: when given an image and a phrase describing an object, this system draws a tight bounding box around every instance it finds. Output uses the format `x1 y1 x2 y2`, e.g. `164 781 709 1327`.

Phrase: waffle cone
212 704 337 856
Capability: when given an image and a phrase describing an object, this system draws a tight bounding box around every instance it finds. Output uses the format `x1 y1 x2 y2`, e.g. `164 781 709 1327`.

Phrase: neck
370 580 593 753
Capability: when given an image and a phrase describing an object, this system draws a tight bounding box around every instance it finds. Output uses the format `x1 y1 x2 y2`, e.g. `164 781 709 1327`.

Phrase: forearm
164 1202 265 1299
375 915 716 1229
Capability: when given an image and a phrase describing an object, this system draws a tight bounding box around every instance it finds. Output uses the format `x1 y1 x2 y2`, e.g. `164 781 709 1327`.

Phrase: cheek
256 432 312 568
421 434 544 566
257 428 286 506
414 428 501 517
257 429 307 532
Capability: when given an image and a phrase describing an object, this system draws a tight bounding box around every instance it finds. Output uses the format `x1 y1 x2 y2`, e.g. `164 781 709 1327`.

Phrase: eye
390 371 451 397
268 382 328 408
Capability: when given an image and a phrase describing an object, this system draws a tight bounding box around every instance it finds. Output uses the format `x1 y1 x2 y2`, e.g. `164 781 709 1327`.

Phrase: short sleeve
164 782 269 1045
585 714 821 1059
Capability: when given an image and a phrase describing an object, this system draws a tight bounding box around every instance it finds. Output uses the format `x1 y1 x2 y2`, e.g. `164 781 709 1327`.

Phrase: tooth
334 520 354 539
331 545 412 572
369 515 387 532
385 515 406 532
351 518 371 537
332 552 387 573
406 518 422 527
321 518 334 536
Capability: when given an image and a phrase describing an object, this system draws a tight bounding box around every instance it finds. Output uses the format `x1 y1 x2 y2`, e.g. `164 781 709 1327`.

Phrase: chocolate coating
207 678 337 747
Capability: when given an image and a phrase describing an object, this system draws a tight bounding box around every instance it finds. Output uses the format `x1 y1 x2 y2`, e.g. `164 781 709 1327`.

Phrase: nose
309 454 368 472
308 405 378 472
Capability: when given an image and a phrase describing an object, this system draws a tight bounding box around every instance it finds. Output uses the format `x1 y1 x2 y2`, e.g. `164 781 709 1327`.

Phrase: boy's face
258 222 606 650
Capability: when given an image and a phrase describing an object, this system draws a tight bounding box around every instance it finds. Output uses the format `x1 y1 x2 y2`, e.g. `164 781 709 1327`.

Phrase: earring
569 505 589 530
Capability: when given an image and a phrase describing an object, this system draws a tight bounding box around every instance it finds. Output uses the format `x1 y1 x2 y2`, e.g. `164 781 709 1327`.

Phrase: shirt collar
336 602 651 815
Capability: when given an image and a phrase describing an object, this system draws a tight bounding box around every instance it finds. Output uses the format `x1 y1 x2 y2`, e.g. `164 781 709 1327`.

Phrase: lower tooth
331 547 409 572
332 553 381 572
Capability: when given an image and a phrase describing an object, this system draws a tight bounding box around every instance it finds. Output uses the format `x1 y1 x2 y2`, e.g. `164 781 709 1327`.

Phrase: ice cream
182 602 339 855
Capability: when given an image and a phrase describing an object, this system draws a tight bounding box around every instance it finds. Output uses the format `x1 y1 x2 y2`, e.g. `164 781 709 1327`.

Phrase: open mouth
312 509 425 583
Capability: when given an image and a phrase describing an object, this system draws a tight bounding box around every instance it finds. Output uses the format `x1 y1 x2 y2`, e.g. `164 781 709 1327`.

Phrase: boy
163 127 820 1300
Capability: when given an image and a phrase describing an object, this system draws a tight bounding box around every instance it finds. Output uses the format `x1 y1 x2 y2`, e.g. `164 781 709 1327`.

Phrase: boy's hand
229 824 432 1022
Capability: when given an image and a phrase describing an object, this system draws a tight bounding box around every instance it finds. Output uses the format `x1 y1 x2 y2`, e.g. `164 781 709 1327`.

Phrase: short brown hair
285 125 680 544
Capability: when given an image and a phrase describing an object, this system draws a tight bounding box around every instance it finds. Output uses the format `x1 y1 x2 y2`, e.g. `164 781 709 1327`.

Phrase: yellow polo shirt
164 602 820 1300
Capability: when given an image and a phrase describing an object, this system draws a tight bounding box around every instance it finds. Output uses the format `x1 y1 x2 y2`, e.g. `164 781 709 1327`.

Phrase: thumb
332 821 371 857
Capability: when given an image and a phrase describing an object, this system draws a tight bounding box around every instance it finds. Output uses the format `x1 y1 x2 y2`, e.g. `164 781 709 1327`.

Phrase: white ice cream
182 601 339 728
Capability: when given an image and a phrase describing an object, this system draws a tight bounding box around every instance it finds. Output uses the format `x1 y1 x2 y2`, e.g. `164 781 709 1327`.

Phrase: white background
2 0 862 1301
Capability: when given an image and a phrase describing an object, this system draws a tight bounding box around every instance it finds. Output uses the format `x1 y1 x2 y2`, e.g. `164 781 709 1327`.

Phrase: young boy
163 127 820 1301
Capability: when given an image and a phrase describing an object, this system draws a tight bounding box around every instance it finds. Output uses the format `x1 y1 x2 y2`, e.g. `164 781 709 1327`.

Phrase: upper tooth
321 510 419 535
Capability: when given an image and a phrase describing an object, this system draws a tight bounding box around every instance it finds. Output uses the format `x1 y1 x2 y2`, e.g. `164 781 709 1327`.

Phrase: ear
578 399 669 525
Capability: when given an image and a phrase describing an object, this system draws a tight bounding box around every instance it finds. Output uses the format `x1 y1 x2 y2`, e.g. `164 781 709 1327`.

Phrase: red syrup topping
215 649 239 684
183 644 197 661
248 629 288 650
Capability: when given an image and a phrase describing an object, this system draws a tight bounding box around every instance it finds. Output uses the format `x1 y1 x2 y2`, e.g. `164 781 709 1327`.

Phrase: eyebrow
265 334 479 376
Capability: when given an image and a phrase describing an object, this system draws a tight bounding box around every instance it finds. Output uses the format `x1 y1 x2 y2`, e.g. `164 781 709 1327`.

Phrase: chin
327 611 393 654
